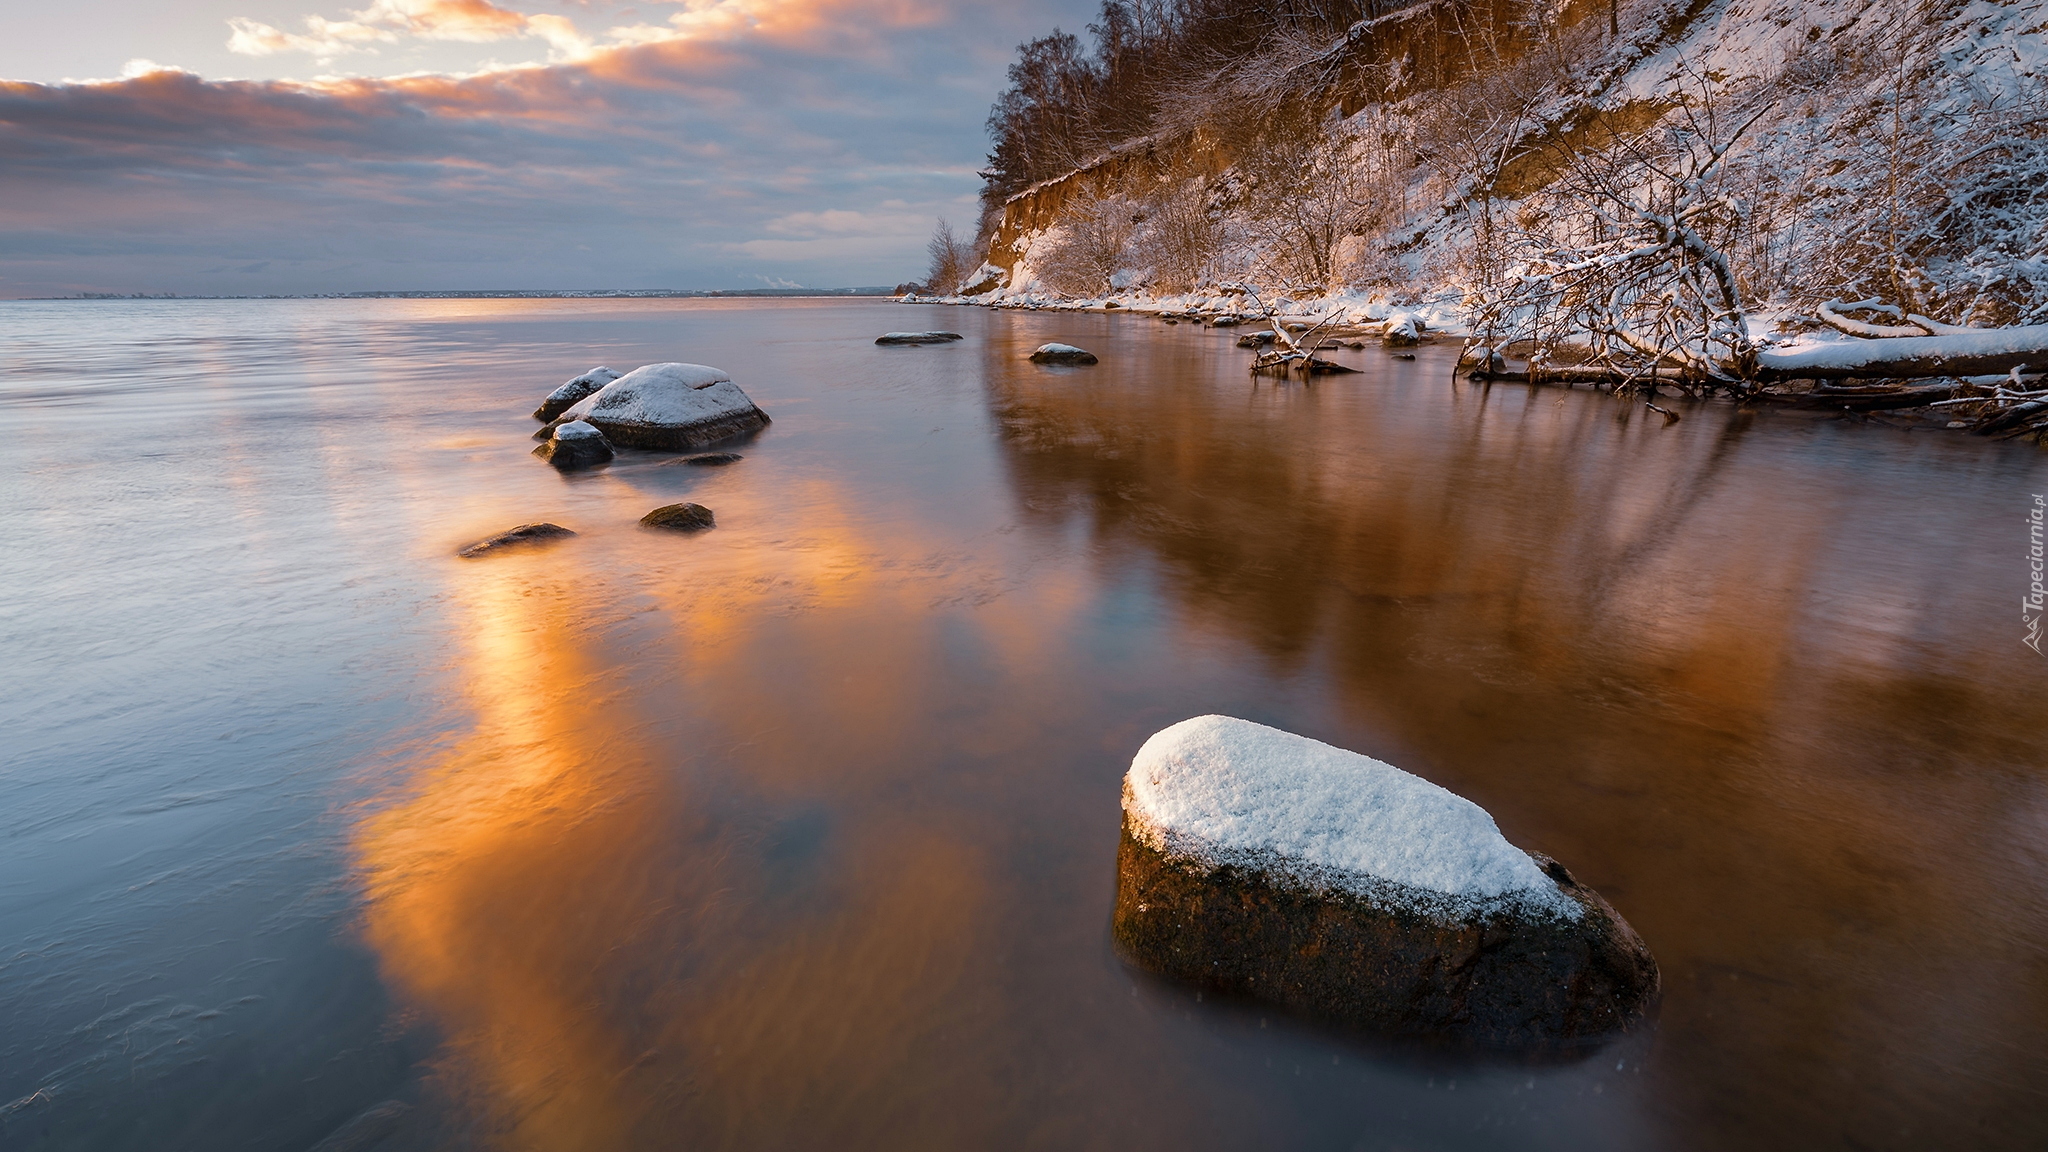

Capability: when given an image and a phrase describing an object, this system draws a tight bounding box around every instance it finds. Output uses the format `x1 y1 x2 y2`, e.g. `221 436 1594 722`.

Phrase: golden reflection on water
348 479 1102 1149
982 362 2048 1149
345 319 2047 1151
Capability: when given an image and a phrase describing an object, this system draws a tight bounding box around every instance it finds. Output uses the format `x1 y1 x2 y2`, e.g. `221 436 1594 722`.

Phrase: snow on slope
968 0 2048 332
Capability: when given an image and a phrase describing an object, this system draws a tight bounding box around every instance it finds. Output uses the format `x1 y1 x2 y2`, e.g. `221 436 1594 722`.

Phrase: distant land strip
38 287 900 301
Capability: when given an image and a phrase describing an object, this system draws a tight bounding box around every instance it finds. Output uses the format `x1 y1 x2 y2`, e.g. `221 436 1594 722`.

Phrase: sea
2 297 2044 1150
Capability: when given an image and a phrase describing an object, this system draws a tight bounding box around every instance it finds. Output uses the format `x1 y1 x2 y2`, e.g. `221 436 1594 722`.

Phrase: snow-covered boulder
1114 716 1658 1045
1030 343 1098 365
456 522 576 558
1381 313 1425 346
559 363 768 451
875 332 963 345
532 366 620 423
530 420 612 471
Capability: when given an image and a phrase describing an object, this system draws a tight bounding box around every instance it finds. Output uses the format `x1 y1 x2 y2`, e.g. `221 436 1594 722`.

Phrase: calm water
2 298 2044 1151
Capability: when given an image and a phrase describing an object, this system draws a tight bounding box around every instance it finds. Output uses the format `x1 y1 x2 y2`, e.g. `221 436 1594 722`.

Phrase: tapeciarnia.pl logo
2028 494 2045 655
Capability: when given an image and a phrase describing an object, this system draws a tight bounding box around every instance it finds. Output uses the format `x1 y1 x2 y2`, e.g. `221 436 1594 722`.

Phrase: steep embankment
950 0 2047 410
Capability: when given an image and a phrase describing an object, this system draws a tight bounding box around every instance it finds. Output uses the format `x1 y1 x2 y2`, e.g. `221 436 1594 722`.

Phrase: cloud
227 0 587 62
0 1 1084 296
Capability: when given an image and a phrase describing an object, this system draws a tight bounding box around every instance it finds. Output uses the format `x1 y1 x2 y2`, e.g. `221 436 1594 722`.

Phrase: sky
0 1 1096 297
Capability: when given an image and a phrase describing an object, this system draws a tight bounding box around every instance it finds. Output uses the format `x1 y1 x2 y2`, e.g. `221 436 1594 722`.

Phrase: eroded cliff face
972 0 2048 328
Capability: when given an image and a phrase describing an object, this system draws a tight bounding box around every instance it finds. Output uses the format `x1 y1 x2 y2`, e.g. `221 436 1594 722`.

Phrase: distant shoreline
14 287 901 302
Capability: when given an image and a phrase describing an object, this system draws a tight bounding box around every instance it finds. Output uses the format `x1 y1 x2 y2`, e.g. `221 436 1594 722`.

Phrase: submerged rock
876 332 964 345
531 420 613 471
559 363 769 450
1030 343 1098 365
657 451 743 467
1113 716 1657 1046
640 502 716 531
307 1100 410 1152
457 522 577 558
532 366 621 422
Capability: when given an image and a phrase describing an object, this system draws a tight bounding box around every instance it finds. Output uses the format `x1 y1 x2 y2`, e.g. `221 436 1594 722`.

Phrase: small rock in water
1393 352 1417 360
875 332 964 345
457 523 576 558
1113 716 1658 1046
640 502 716 532
657 452 743 467
533 366 621 422
531 420 613 470
1236 331 1277 349
1209 316 1243 327
1031 343 1098 365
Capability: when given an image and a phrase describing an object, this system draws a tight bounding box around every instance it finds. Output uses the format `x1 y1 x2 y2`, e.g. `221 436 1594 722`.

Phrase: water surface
2 298 2044 1151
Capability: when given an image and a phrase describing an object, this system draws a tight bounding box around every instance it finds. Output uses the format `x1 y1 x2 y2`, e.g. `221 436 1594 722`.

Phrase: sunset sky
0 1 1095 297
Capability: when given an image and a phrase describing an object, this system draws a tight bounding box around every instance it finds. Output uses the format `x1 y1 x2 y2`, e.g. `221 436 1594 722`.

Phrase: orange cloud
228 0 588 61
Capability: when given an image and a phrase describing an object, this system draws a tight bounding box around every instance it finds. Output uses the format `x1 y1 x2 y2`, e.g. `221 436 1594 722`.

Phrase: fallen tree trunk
1472 365 1691 385
1791 383 1965 411
1754 326 2048 381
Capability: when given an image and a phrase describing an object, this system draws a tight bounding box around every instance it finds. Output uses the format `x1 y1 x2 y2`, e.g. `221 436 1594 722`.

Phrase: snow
552 420 603 440
1124 716 1577 921
543 366 619 406
1035 343 1090 356
562 362 755 427
1759 324 2048 371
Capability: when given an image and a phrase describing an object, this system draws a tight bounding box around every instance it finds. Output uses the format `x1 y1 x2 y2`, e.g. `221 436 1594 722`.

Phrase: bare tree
924 219 980 295
1469 84 1769 394
1030 192 1142 296
1132 179 1219 293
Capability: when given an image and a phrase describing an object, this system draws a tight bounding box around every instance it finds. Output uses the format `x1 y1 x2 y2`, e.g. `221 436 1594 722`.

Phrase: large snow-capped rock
532 366 620 423
558 363 768 450
1114 716 1657 1045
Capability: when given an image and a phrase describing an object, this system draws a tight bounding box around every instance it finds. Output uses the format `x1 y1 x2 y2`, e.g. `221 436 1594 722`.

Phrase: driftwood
1228 283 1359 378
1752 326 2048 382
1791 384 1964 411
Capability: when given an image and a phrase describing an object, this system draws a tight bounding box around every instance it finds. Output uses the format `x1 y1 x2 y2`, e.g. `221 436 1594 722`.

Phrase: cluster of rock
459 361 766 556
528 363 770 470
1114 716 1658 1047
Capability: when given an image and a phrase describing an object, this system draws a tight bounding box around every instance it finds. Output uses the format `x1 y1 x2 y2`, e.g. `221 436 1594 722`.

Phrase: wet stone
640 502 716 532
457 523 577 558
1030 343 1098 365
531 420 613 471
875 332 963 345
